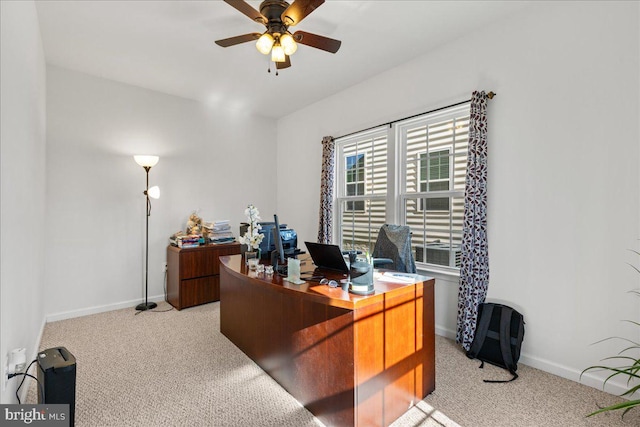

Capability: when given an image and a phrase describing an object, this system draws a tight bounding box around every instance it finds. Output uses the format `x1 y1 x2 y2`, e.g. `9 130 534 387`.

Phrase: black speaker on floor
37 346 76 426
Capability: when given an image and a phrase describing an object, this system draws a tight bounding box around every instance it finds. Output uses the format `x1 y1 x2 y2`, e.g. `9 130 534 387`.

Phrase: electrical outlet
4 348 27 390
162 262 168 273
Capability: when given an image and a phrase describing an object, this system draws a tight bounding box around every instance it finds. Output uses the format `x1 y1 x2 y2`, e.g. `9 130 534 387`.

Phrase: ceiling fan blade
292 31 341 53
215 33 261 48
223 0 267 25
281 0 325 26
276 55 291 69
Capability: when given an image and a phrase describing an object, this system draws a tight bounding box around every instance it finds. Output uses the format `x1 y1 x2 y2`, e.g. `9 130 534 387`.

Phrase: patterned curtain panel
456 91 490 351
317 136 335 244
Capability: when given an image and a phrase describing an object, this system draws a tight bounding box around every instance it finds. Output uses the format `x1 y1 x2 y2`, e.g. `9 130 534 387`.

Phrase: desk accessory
349 260 375 295
247 257 259 270
287 258 301 282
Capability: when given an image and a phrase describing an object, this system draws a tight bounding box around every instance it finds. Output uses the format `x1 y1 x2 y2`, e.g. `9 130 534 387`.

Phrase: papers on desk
377 272 419 284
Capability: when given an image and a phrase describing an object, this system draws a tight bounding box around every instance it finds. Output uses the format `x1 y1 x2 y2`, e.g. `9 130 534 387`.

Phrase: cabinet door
180 276 218 308
179 245 242 280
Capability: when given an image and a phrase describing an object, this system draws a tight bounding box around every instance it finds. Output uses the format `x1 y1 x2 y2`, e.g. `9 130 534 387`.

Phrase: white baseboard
45 294 165 323
518 352 637 398
434 323 636 398
435 324 456 340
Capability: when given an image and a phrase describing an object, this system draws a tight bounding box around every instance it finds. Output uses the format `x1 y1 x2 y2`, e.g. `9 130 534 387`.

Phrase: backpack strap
467 303 494 360
512 313 525 361
483 306 519 383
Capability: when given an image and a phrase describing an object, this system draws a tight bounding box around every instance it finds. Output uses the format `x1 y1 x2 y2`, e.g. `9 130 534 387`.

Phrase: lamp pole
134 156 160 311
137 166 157 311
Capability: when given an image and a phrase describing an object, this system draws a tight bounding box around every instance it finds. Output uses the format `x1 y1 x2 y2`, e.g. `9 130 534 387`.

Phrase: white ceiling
35 1 532 119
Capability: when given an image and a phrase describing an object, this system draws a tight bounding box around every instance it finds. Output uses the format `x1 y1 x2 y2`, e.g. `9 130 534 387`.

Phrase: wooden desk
219 255 435 427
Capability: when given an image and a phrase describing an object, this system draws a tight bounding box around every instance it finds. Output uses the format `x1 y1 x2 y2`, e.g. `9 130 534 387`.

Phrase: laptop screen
304 242 349 273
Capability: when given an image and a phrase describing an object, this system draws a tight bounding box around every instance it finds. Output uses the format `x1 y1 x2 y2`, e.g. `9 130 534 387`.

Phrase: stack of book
205 220 235 244
178 235 201 248
169 232 201 248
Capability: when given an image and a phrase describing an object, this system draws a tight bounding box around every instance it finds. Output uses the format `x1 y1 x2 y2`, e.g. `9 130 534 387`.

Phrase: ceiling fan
215 0 342 73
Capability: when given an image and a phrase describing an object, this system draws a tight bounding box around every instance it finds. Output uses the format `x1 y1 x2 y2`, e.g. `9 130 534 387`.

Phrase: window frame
397 105 469 274
334 103 469 275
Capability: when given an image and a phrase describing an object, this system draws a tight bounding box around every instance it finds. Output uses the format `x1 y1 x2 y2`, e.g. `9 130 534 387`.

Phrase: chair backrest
372 224 416 273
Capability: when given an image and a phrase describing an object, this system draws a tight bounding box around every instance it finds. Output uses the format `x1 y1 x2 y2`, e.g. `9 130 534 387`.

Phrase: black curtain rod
334 91 495 141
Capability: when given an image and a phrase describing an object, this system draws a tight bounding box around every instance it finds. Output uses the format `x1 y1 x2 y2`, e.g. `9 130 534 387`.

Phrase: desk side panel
353 300 385 426
293 303 355 427
419 280 436 398
353 280 436 427
220 261 356 427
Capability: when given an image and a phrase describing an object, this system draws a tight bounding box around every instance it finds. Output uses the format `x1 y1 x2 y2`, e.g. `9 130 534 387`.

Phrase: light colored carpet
27 301 640 427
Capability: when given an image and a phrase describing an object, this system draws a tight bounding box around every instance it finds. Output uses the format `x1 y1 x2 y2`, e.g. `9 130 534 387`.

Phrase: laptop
304 242 349 273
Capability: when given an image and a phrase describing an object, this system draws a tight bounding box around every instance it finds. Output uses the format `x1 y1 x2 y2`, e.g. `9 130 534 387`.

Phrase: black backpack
466 302 525 383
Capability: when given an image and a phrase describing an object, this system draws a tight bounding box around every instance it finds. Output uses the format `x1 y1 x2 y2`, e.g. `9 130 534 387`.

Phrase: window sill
416 263 460 282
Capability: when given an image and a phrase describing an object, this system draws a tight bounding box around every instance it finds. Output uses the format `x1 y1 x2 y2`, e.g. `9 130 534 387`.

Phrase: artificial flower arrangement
238 204 264 250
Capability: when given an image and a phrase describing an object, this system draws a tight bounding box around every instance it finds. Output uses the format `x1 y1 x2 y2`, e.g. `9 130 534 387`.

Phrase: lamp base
135 301 158 311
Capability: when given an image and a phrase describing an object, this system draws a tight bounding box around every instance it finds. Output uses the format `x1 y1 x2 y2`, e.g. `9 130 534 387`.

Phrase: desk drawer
180 276 218 308
179 245 242 279
180 249 216 279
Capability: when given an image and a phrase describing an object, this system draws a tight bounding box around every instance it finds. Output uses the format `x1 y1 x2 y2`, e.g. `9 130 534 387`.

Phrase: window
335 103 470 271
336 130 387 253
345 154 365 211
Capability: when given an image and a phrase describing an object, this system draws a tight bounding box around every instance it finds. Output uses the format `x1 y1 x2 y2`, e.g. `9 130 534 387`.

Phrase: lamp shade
271 43 285 62
280 33 297 55
134 155 159 168
256 33 275 55
147 186 160 199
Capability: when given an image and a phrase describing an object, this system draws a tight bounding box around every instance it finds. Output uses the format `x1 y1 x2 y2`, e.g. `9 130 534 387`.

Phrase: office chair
372 224 416 273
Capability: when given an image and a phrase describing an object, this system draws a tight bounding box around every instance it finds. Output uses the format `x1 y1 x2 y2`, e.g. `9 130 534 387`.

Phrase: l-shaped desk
219 254 435 427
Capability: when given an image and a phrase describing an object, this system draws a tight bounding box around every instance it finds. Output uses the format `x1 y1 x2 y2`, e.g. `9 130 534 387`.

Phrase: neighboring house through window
346 153 365 212
419 148 451 211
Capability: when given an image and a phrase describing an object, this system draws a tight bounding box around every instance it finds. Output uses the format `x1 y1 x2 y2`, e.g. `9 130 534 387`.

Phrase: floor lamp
134 155 161 311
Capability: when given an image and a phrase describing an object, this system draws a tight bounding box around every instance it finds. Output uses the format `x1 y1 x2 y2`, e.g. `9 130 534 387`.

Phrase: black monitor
272 214 285 267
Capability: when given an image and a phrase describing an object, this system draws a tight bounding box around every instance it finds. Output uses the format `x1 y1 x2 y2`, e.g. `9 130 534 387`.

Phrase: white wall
44 66 277 319
0 1 47 403
277 1 640 394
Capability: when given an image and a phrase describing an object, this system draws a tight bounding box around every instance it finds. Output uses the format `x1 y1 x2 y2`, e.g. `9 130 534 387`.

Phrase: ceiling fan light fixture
271 43 285 62
256 33 275 55
216 0 341 71
280 33 297 55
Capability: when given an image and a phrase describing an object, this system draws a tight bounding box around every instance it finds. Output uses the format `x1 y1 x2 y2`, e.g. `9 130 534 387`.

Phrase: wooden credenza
166 243 241 310
219 254 435 427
